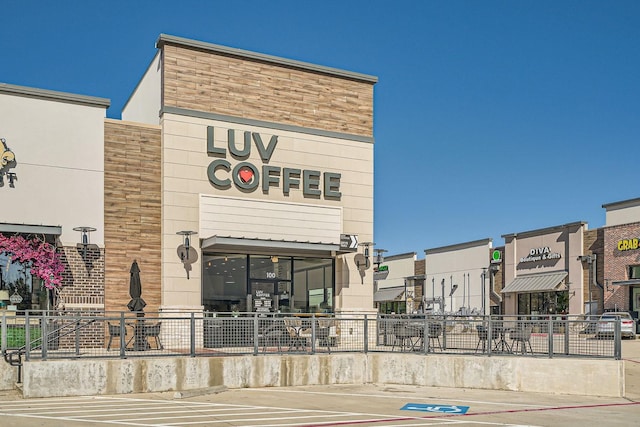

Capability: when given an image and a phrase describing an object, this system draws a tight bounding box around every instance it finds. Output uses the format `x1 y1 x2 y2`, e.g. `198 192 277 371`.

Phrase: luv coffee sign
206 126 342 199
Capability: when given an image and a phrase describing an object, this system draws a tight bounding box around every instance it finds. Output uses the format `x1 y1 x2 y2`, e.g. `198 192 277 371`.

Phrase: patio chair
258 320 287 353
143 322 163 350
426 322 443 351
284 317 307 351
392 321 419 352
316 318 335 353
475 324 499 353
107 322 132 351
510 326 533 354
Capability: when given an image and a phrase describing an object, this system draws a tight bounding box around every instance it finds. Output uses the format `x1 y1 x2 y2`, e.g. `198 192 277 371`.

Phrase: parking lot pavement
1 384 639 427
623 337 640 401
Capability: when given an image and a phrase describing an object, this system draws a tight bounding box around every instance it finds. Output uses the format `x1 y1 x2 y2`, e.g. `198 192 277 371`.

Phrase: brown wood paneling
104 120 162 315
162 44 375 138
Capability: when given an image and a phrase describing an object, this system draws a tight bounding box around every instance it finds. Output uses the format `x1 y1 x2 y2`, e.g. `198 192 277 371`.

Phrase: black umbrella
127 260 146 313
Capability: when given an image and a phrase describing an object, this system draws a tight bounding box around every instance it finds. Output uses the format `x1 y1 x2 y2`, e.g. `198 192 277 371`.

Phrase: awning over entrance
0 223 62 235
373 286 405 302
612 279 640 286
501 271 568 294
201 235 353 257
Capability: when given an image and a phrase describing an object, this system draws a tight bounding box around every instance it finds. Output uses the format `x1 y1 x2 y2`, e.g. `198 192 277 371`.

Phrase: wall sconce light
176 230 197 261
355 241 374 272
73 226 96 259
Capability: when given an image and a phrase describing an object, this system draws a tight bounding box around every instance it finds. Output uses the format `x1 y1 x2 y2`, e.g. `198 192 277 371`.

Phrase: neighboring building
602 198 640 323
0 83 110 312
502 222 587 317
424 239 494 315
373 252 417 314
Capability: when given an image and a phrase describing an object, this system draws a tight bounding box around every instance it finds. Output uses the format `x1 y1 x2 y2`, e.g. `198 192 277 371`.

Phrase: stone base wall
18 353 623 398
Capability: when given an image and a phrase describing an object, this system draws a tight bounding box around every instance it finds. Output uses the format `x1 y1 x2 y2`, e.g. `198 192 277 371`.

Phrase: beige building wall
424 239 493 314
376 253 417 289
603 197 640 227
121 53 162 125
160 113 374 312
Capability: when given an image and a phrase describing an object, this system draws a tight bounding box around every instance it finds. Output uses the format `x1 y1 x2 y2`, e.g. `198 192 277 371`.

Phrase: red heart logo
238 167 254 183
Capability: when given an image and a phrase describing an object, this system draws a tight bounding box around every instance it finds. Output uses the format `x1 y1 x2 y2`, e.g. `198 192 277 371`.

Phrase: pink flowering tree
0 233 64 289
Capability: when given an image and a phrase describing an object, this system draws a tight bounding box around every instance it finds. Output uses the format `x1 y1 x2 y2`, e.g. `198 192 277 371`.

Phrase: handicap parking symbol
401 403 469 414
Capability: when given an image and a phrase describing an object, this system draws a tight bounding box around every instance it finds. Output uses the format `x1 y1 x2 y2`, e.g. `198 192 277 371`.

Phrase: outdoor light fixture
176 230 197 261
374 248 387 268
73 226 96 259
358 242 374 269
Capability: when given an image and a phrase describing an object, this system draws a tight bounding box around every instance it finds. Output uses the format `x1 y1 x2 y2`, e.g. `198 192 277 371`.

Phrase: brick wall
59 245 104 308
161 43 375 137
104 120 162 316
603 222 640 311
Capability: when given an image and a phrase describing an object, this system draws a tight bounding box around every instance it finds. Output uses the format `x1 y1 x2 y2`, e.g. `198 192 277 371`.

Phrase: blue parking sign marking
401 403 469 414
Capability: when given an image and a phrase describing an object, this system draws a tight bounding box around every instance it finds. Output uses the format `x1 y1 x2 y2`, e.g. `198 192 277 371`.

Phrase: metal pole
482 269 487 316
190 313 196 357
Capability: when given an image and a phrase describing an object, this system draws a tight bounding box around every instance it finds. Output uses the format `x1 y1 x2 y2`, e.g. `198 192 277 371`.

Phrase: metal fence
1 311 623 364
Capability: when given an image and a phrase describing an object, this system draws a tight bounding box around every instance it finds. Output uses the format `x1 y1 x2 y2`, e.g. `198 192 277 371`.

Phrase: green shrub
6 326 42 348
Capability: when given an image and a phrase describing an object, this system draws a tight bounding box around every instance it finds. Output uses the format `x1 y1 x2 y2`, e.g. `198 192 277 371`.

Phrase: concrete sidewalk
623 338 640 400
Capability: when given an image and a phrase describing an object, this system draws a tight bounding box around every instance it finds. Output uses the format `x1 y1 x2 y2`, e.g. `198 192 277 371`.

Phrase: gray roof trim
156 34 378 84
501 271 568 294
425 238 493 255
502 221 587 240
602 197 640 211
0 223 62 235
161 106 374 144
0 83 110 108
384 252 417 262
373 286 405 302
201 235 351 257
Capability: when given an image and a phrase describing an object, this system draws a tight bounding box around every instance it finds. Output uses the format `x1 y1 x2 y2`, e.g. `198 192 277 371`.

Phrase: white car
595 312 636 339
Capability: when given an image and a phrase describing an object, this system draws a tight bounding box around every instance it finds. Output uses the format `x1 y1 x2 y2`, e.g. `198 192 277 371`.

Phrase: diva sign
206 126 342 199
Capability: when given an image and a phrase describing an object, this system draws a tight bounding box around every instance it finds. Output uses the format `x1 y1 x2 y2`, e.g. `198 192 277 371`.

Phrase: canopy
501 271 568 294
373 286 405 302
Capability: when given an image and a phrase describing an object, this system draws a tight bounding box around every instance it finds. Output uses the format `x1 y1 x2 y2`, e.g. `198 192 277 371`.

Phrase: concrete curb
173 385 227 399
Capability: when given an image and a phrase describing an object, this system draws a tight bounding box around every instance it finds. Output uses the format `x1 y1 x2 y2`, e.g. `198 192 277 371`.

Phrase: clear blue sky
3 1 638 257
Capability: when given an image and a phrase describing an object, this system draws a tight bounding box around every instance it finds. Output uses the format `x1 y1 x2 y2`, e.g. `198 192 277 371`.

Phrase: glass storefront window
379 301 406 314
293 258 333 313
517 291 569 316
202 253 334 314
202 254 248 313
0 253 50 311
250 256 292 281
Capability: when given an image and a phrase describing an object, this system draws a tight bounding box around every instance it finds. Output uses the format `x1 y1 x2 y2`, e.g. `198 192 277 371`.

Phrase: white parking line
0 395 540 427
243 388 551 409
